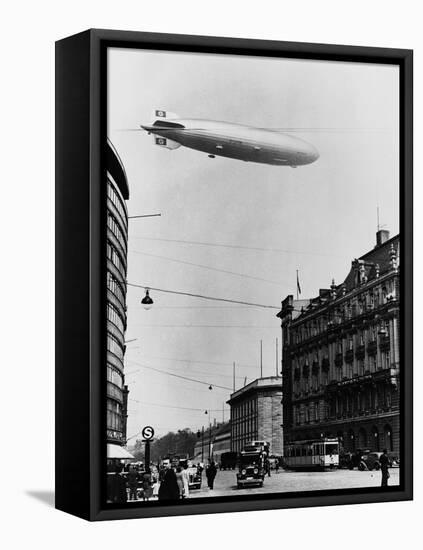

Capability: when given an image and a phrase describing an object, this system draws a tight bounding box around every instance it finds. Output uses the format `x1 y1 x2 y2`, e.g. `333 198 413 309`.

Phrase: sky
107 47 399 443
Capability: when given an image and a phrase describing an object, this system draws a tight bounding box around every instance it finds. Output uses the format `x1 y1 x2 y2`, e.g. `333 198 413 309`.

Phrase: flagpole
296 269 299 300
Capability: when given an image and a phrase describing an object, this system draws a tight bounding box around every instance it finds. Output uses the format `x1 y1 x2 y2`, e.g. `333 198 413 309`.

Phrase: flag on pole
296 270 301 297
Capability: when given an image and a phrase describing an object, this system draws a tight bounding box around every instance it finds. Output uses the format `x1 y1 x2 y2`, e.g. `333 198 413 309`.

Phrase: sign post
142 426 155 474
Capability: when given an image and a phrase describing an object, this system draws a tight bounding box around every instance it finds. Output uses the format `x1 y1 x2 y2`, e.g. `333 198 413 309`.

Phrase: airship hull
141 116 319 167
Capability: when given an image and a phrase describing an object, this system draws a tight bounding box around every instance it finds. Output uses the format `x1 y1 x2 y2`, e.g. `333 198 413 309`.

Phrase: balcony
344 349 354 364
302 364 310 378
355 344 365 360
321 357 330 372
379 335 391 352
334 353 343 367
367 340 377 356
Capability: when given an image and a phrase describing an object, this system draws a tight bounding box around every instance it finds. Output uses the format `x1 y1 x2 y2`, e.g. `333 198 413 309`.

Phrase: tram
284 438 340 470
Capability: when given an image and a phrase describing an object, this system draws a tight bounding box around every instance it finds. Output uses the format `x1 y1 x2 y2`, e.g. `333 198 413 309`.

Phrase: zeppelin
141 110 319 167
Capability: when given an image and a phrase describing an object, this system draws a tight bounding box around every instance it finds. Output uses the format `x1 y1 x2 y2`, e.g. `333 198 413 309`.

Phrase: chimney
376 229 390 247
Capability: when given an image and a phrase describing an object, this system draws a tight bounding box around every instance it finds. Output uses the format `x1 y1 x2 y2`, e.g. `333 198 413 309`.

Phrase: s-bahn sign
142 426 154 441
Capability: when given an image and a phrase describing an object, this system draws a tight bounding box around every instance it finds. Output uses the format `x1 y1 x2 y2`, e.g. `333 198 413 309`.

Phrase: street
189 468 400 498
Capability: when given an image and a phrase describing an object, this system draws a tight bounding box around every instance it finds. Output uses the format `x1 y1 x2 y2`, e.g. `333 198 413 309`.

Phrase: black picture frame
55 28 413 521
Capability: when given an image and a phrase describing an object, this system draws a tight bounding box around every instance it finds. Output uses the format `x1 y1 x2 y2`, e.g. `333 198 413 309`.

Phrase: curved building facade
106 139 130 446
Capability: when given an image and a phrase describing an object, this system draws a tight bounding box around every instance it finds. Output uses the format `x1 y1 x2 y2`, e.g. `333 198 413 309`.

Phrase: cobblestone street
189 468 400 498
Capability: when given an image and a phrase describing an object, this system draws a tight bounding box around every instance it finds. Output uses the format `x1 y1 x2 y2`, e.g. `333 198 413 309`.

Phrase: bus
284 438 340 470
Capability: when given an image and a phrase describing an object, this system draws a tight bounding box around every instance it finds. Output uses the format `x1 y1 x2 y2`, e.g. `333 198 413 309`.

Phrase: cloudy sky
107 47 399 442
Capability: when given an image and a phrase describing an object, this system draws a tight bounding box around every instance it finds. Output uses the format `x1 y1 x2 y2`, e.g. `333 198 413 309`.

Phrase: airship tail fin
153 136 181 149
152 109 180 121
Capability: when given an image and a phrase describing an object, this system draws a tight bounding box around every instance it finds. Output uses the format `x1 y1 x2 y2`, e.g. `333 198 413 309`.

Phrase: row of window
107 243 127 278
292 283 397 344
107 364 124 388
107 409 123 432
107 334 125 362
107 213 127 252
231 398 257 421
107 272 126 308
293 350 391 390
107 303 125 334
293 385 393 426
107 180 128 229
107 381 123 402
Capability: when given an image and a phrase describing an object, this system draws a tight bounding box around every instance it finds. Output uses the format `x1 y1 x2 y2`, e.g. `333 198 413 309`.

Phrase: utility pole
201 426 204 462
260 339 263 378
276 337 279 376
233 362 236 392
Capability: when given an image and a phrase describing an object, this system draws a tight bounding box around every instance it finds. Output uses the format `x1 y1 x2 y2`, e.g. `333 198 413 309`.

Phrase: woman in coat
206 461 217 490
158 464 180 501
175 466 184 498
181 464 190 498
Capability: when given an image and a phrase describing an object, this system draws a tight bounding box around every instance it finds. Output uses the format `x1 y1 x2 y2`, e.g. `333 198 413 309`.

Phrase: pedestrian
206 460 217 490
158 463 180 501
265 457 271 477
175 466 184 498
108 463 128 503
182 464 190 498
127 464 139 501
142 471 153 501
275 458 280 473
380 448 390 487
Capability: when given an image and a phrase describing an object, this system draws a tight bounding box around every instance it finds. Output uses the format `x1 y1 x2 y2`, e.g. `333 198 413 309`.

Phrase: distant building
193 422 230 463
212 423 232 464
106 139 130 449
278 230 400 455
227 377 283 455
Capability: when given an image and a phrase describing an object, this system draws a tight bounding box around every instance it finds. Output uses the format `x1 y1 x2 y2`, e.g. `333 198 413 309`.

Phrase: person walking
142 471 153 501
380 448 390 487
181 464 190 498
275 458 280 473
206 460 217 490
108 463 128 503
265 457 271 477
127 464 139 501
175 466 184 499
158 463 180 501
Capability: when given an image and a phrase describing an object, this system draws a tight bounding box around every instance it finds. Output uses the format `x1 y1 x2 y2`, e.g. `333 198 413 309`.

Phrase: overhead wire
130 249 286 287
126 361 232 391
129 235 342 258
127 282 280 309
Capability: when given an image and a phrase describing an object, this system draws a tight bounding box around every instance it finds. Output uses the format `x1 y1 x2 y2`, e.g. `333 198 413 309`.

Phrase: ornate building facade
278 230 400 455
106 139 130 447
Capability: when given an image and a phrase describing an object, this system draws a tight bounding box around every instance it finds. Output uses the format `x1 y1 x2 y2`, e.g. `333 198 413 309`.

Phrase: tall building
278 230 400 455
106 139 130 448
228 377 283 455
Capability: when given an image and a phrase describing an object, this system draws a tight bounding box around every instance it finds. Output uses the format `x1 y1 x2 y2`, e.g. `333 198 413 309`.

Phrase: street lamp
141 288 154 310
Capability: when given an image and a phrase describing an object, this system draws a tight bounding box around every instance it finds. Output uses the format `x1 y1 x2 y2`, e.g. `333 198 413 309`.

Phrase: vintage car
236 450 265 488
360 451 398 471
179 458 202 490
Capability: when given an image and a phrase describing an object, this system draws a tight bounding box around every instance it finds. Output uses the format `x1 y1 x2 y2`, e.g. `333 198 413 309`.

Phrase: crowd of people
107 459 219 503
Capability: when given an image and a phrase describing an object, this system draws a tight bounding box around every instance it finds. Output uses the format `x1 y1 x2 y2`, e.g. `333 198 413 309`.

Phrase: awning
107 444 135 460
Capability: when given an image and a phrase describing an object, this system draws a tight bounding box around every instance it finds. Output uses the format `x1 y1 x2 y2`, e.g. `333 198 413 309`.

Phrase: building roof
227 376 282 404
107 139 129 200
280 231 399 324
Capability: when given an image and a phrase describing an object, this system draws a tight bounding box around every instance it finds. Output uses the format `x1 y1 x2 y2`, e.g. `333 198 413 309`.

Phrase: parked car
360 451 397 471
